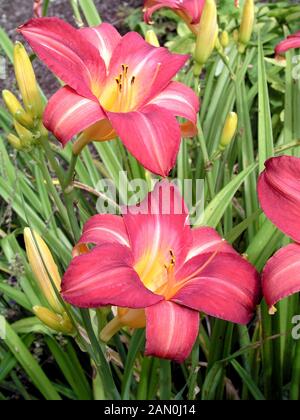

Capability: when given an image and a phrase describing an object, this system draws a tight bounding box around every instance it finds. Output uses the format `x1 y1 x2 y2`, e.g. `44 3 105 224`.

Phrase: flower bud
233 29 239 43
14 42 44 119
194 0 218 73
24 228 64 314
33 306 74 334
7 133 22 150
145 30 160 47
238 0 255 52
2 90 34 128
14 120 34 146
220 31 229 48
219 112 238 150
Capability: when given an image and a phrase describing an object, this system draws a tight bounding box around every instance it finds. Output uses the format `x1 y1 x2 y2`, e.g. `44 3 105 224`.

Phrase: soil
0 0 143 100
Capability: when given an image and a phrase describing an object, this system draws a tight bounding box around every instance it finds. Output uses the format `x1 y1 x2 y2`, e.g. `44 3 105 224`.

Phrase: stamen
114 64 136 111
169 249 176 266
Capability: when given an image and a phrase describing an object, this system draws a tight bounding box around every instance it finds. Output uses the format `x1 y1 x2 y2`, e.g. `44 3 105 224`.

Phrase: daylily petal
19 17 106 98
262 244 300 309
182 0 205 24
81 23 121 68
173 252 261 324
144 0 204 25
258 156 300 243
144 1 177 23
107 104 181 176
123 180 192 292
150 81 199 126
74 215 130 257
80 119 117 143
62 243 162 309
186 227 236 261
275 32 300 56
43 86 105 146
145 300 199 363
104 32 188 109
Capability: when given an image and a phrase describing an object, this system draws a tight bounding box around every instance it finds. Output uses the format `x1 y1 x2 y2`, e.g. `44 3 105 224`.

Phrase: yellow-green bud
14 120 34 146
33 306 74 334
7 133 23 150
14 42 44 119
233 29 239 43
220 31 229 48
194 0 218 71
24 228 64 314
2 90 34 129
238 0 255 50
145 30 160 47
219 112 238 150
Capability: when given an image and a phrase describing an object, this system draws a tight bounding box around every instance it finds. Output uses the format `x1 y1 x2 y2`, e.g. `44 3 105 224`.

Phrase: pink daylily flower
62 181 261 362
19 18 199 177
275 30 300 57
258 156 300 311
144 0 205 33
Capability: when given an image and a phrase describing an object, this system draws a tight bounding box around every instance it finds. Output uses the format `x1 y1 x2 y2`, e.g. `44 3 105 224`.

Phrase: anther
169 250 176 266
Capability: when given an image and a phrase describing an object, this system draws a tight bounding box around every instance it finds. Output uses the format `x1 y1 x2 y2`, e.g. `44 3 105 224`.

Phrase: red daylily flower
19 18 199 177
258 156 300 311
143 0 239 33
144 0 205 33
275 30 300 57
62 181 260 362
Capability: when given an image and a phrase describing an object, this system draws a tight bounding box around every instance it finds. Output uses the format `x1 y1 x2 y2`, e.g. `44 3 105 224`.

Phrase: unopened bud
2 90 34 128
33 306 74 334
238 0 255 52
219 112 238 150
14 120 34 145
145 30 160 47
7 133 22 150
220 31 229 48
24 228 64 314
194 0 218 72
14 42 44 119
233 29 239 43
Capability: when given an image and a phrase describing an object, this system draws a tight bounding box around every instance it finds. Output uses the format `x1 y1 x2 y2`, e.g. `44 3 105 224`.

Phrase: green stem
159 360 172 400
80 309 120 400
290 338 300 400
40 136 65 186
35 149 71 232
64 152 78 191
196 116 216 200
260 302 273 400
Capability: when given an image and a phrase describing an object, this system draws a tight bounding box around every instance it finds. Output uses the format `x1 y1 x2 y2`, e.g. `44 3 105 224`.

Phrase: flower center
100 64 137 113
134 249 177 298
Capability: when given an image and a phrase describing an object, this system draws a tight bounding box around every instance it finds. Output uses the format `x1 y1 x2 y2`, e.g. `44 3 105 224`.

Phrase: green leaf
0 316 61 400
196 164 257 227
230 360 266 400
